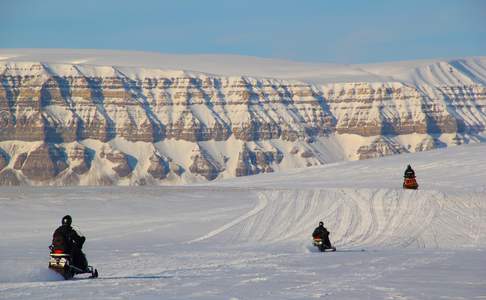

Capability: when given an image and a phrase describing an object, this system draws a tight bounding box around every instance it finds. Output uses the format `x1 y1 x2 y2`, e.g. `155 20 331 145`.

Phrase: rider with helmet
52 215 89 271
404 164 416 179
403 164 419 189
312 221 334 249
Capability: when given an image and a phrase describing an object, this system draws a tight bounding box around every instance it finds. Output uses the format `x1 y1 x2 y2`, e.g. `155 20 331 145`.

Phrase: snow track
187 193 269 244
194 188 486 249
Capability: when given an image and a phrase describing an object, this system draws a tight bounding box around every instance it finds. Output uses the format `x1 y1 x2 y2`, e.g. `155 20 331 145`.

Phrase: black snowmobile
312 237 336 252
48 245 98 279
48 222 98 280
312 222 336 252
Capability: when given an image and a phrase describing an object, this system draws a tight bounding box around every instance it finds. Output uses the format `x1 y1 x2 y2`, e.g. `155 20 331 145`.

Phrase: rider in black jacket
52 215 88 271
404 164 415 179
312 221 333 249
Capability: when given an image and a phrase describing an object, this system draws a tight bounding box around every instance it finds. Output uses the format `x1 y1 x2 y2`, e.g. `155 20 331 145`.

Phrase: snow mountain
0 49 485 185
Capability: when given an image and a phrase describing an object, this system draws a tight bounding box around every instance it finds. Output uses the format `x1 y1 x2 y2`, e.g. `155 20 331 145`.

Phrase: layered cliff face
0 58 485 185
323 83 486 136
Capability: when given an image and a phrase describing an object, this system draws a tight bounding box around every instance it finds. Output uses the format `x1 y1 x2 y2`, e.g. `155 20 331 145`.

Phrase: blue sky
1 0 485 63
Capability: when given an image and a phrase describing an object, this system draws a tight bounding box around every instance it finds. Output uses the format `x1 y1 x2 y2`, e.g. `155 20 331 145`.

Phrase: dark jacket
312 225 329 239
53 225 85 253
404 165 415 179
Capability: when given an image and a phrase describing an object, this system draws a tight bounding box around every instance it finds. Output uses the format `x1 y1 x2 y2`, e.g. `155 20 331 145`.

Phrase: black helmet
62 215 72 226
319 221 324 226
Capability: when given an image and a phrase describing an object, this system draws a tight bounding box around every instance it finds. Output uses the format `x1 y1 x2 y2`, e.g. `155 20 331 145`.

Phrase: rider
312 221 334 249
404 164 415 179
52 215 89 271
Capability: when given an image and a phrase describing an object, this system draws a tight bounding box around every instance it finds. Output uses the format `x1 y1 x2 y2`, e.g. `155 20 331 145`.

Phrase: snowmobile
403 177 419 189
313 237 336 252
403 165 419 190
48 246 98 279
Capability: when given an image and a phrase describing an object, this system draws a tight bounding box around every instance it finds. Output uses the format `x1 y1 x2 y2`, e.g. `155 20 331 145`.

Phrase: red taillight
53 249 64 254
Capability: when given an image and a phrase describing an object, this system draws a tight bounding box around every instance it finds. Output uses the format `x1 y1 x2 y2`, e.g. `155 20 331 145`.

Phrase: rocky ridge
0 60 485 185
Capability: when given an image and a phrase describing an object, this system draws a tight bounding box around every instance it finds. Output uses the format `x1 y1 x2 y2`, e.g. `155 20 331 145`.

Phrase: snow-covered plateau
0 143 485 299
0 49 485 185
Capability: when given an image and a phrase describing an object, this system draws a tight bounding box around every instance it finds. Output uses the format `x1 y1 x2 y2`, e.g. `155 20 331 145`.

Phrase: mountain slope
0 49 485 185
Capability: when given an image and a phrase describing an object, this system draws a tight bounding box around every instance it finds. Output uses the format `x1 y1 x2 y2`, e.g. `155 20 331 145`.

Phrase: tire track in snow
188 188 486 249
186 192 269 244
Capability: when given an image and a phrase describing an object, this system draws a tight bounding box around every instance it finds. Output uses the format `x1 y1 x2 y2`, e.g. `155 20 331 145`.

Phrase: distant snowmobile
403 164 419 190
312 221 336 252
313 237 336 252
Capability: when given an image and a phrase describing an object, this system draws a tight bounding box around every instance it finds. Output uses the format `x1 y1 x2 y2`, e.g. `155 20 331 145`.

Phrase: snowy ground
1 144 486 299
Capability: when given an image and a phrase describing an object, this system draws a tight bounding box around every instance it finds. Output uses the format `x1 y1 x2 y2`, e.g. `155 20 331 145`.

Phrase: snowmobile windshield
71 226 85 238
